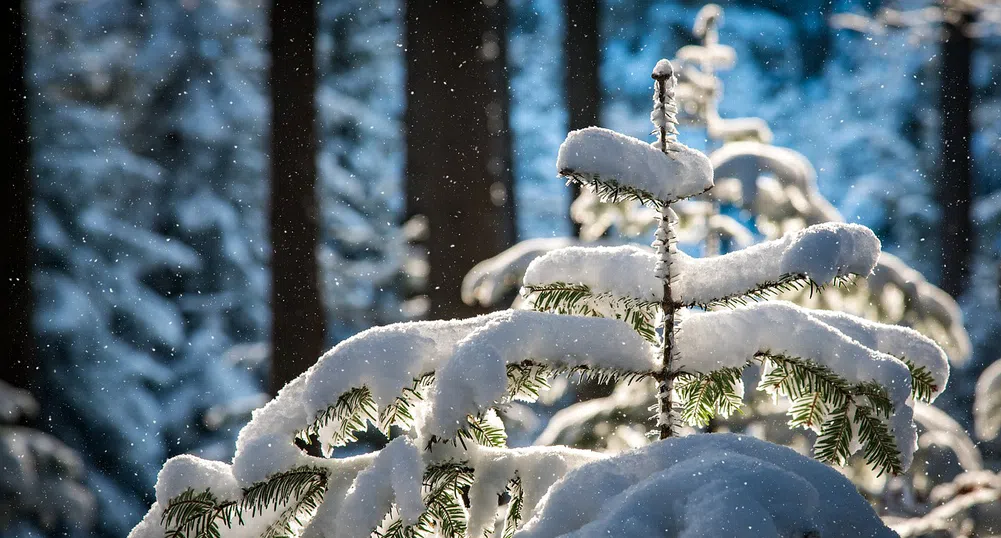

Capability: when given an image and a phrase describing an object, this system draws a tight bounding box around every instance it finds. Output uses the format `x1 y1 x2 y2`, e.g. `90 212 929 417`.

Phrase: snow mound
516 433 897 538
557 127 713 203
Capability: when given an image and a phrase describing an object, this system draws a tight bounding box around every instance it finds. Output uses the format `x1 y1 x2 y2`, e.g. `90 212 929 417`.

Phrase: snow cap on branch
676 301 917 468
557 127 713 204
426 310 657 436
522 222 880 308
335 437 424 536
808 309 949 399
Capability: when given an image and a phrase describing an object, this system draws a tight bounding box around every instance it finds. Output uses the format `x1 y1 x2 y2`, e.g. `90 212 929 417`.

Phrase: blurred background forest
4 0 1000 536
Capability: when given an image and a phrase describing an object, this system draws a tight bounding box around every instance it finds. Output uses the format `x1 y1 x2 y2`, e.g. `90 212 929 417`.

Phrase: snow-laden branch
462 237 578 307
675 301 917 468
522 222 880 308
557 127 713 205
426 310 657 436
709 141 840 224
974 359 1001 441
675 222 879 306
517 434 897 538
807 309 949 400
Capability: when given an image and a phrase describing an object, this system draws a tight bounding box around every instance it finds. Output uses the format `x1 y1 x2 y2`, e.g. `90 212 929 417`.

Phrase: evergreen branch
903 359 938 403
161 489 236 538
787 392 828 430
462 413 508 448
161 468 328 538
814 403 853 466
300 387 378 448
502 477 523 538
378 463 474 538
855 405 904 476
380 373 437 434
758 354 901 474
523 283 659 343
504 363 551 403
559 169 666 209
504 362 651 404
688 274 856 310
851 381 893 418
674 367 745 427
759 354 853 410
258 471 328 538
240 468 328 519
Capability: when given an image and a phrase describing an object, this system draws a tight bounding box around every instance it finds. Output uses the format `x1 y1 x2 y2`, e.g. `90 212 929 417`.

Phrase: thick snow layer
467 446 605 538
335 437 424 537
523 245 660 303
556 127 713 203
232 313 514 484
522 223 880 307
426 310 657 436
233 375 316 485
516 433 896 538
808 309 949 398
676 301 916 467
154 455 241 506
675 302 911 399
676 222 880 305
304 312 513 414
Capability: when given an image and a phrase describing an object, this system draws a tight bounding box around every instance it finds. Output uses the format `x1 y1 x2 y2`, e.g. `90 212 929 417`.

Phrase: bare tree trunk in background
564 0 600 237
4 0 37 392
937 9 974 297
405 0 516 320
268 0 325 394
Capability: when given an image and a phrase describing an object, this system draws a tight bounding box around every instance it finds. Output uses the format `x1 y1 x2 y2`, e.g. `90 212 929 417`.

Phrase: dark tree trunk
4 0 36 392
937 10 974 297
268 0 325 394
405 0 516 320
564 0 600 236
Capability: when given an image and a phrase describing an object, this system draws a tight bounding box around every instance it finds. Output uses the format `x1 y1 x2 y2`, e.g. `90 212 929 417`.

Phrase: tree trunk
405 0 516 321
4 0 36 392
268 0 325 394
937 10 974 297
564 0 600 237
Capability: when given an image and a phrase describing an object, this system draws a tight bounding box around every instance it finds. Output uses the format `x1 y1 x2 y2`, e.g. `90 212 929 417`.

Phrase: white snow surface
232 313 512 484
556 127 713 203
523 245 660 303
676 222 880 304
522 222 880 307
676 301 917 468
155 455 241 505
515 433 897 538
426 310 657 436
466 445 605 538
808 309 949 399
335 437 424 537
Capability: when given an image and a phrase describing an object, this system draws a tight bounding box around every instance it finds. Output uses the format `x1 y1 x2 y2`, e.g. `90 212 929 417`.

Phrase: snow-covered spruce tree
130 60 946 538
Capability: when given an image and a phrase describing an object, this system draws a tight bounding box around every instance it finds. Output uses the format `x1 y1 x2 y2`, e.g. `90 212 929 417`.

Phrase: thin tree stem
651 71 678 439
656 208 677 439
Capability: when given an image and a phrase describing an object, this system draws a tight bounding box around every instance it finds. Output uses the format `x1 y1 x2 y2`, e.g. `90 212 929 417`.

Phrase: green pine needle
559 169 667 208
689 274 856 310
523 283 659 343
903 359 938 403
